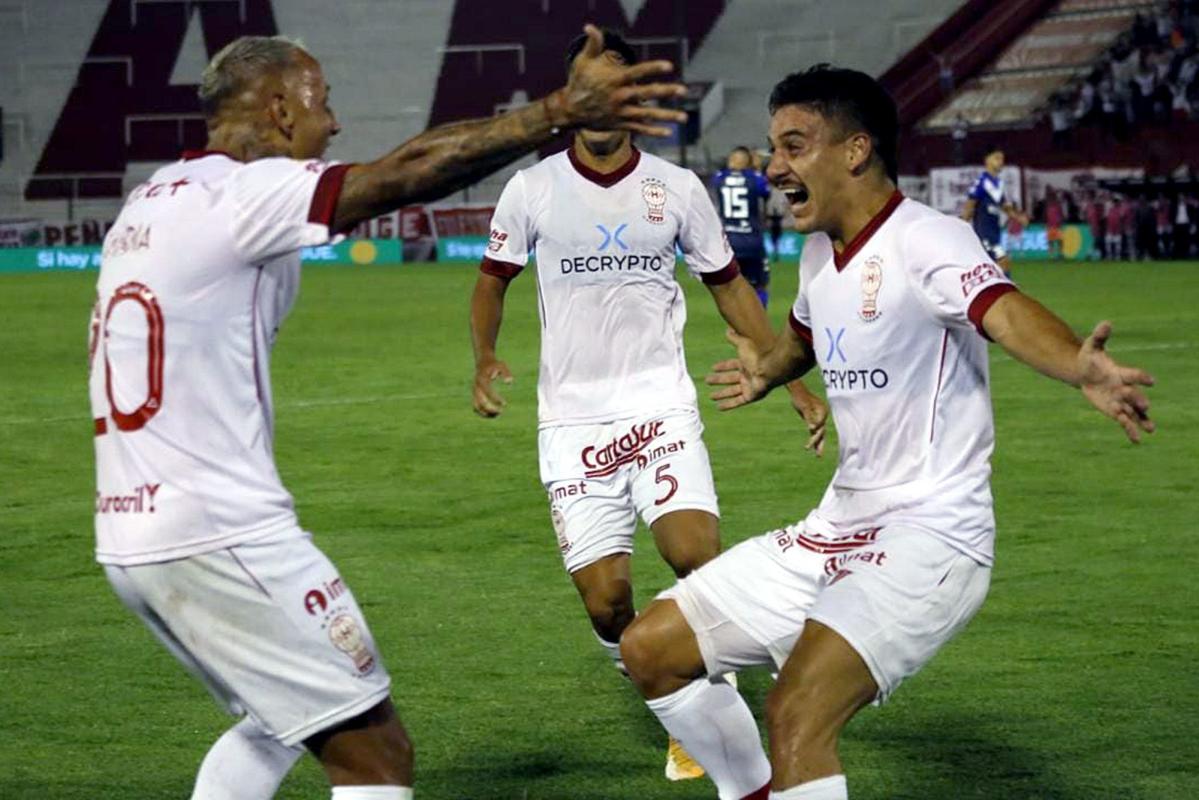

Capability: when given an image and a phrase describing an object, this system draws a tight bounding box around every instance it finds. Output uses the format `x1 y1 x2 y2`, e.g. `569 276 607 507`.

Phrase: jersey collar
833 190 904 271
568 144 641 188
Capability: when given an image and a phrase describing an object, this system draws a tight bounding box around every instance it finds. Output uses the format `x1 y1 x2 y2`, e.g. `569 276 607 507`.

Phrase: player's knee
670 545 716 578
580 583 634 641
665 529 719 578
619 618 667 694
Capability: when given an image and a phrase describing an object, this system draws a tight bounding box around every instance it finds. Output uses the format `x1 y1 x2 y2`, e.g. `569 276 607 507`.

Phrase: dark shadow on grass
850 710 1083 800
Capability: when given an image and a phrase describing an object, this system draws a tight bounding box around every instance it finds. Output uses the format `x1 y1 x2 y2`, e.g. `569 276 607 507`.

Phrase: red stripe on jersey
567 144 641 188
480 257 524 280
740 783 771 800
833 190 904 271
701 258 740 286
789 311 814 344
967 283 1018 339
795 533 878 554
929 330 949 443
308 163 354 230
94 417 107 436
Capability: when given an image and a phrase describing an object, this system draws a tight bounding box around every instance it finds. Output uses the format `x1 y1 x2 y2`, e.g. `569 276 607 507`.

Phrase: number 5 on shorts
654 463 678 506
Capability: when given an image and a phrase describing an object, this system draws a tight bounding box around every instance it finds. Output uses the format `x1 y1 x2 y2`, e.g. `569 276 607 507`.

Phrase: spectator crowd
1032 184 1198 259
1050 1 1199 143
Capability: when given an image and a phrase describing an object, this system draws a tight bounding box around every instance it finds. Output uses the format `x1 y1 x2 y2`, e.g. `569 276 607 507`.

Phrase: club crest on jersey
859 256 883 322
641 178 667 224
327 614 376 675
550 504 571 554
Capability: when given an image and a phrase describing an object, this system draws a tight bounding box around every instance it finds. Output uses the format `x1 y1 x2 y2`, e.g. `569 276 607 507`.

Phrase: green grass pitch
1 259 1195 799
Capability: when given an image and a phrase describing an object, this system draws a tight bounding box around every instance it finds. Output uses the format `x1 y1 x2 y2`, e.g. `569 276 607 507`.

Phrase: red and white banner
929 166 1023 215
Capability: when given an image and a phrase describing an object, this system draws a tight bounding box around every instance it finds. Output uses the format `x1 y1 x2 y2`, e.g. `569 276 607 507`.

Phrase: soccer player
713 146 773 304
469 30 827 786
90 29 688 800
960 144 1029 275
618 65 1155 800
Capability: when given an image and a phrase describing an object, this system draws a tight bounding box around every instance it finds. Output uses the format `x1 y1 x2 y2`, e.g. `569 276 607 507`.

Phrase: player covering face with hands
90 25 688 800
470 27 827 788
617 65 1154 800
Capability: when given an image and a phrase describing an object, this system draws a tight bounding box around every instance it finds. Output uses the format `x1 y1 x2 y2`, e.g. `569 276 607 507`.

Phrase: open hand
560 24 687 136
1077 321 1155 443
473 358 513 418
706 329 771 410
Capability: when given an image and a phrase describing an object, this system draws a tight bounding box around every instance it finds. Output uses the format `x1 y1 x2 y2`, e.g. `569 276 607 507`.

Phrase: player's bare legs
651 509 721 578
570 553 636 647
569 509 718 648
622 600 771 799
650 509 722 779
766 622 876 797
621 599 706 698
305 699 414 792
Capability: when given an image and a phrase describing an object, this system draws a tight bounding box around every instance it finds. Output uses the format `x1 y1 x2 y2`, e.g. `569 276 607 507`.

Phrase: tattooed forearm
333 93 567 231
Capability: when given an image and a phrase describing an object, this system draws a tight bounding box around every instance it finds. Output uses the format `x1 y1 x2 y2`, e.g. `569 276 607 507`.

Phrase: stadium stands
0 0 963 221
897 0 1199 173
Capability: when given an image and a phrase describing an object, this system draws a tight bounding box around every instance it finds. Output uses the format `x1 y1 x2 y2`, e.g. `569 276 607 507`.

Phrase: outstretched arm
470 272 515 418
982 291 1155 442
706 276 827 453
332 25 686 232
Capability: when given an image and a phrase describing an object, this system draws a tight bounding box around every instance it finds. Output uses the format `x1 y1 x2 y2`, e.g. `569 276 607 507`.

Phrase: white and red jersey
482 146 736 426
89 151 350 565
790 192 1017 564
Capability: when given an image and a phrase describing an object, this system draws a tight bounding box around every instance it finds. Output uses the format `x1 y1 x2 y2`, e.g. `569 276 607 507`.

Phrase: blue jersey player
713 146 772 304
960 145 1028 275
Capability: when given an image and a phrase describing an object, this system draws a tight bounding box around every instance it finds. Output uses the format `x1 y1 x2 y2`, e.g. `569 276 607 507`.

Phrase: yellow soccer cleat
665 736 705 781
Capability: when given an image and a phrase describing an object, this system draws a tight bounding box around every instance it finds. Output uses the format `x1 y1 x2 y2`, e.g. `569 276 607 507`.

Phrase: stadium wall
1 0 963 224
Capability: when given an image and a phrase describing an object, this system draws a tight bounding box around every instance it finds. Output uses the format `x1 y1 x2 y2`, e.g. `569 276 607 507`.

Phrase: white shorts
539 408 719 574
104 528 392 746
660 522 989 702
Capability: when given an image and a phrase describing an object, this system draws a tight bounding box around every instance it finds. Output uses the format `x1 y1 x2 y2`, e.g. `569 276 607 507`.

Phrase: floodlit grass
1 259 1195 799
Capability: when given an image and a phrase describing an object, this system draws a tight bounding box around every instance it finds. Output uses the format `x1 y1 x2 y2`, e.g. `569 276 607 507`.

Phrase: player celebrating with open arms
617 66 1155 800
469 29 827 786
90 26 689 800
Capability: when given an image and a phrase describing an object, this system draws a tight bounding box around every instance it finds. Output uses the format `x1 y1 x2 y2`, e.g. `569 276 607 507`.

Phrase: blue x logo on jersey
824 327 847 363
595 223 629 251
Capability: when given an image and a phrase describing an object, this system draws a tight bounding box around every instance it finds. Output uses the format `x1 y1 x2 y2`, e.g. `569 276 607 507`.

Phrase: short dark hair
768 64 899 181
565 28 638 73
984 143 1004 157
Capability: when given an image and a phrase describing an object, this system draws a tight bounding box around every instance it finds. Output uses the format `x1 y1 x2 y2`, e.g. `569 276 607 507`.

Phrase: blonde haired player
469 28 827 788
91 28 689 800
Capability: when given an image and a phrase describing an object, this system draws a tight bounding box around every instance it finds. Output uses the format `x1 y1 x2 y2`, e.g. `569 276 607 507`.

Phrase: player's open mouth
784 186 810 210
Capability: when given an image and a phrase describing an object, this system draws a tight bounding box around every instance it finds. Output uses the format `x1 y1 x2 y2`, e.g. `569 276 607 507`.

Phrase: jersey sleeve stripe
700 258 741 286
788 311 814 344
967 283 1018 339
307 164 354 230
480 256 524 280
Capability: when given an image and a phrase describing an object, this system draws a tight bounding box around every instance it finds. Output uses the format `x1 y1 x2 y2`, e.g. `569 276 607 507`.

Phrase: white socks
331 787 413 799
769 775 848 799
594 630 628 675
645 677 771 800
190 716 304 800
